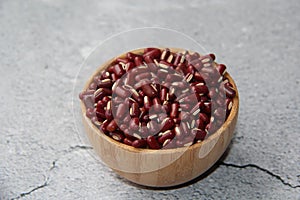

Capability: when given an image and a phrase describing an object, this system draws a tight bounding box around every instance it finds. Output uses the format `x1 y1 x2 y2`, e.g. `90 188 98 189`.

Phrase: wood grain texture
80 48 239 187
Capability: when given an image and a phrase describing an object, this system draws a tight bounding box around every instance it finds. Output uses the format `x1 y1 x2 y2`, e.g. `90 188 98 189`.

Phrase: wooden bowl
80 48 239 187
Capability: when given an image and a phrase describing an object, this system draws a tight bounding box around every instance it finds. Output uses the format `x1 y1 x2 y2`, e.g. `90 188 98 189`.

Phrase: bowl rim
80 47 239 154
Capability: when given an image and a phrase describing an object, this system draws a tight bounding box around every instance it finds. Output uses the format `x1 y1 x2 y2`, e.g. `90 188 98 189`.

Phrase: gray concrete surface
1 0 300 199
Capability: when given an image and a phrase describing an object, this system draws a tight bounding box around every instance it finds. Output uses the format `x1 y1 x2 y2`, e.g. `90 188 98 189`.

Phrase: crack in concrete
69 145 93 151
62 145 93 154
219 161 300 189
11 145 93 199
11 177 49 200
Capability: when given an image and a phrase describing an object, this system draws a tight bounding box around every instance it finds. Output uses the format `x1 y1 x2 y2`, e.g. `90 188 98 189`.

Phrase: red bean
176 63 187 73
142 114 150 123
114 86 130 98
163 101 171 114
96 109 106 120
160 48 170 60
130 102 140 117
127 52 141 61
194 72 204 82
201 101 210 112
147 136 161 149
142 84 157 98
124 138 133 146
217 64 226 75
206 122 218 134
157 69 169 79
158 130 175 144
96 79 112 89
125 62 135 72
214 107 226 120
91 116 102 125
190 102 202 116
116 103 127 118
102 96 111 103
187 65 196 74
147 120 159 133
152 97 161 112
110 132 125 142
135 72 151 82
174 126 184 140
111 73 118 82
226 98 233 111
86 107 95 118
170 103 179 118
159 60 173 68
116 57 129 64
129 117 139 131
100 70 111 80
160 88 168 102
105 107 113 121
209 53 216 61
199 113 209 124
161 118 175 132
89 82 97 90
94 88 111 102
100 120 110 134
193 84 208 95
82 94 95 109
196 118 206 130
96 101 105 114
192 129 207 140
143 49 161 59
144 96 152 110
190 52 200 60
144 55 154 64
132 139 147 148
79 90 95 100
200 54 213 65
112 64 125 77
173 118 181 124
107 120 118 132
181 122 189 134
144 47 158 53
173 53 182 66
225 84 236 98
130 90 142 105
134 56 144 67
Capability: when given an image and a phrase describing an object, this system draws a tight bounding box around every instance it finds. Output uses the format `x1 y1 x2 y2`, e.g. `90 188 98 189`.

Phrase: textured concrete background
1 0 300 199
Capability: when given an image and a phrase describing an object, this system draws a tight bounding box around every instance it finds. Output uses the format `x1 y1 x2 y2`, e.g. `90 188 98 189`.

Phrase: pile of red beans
79 48 236 149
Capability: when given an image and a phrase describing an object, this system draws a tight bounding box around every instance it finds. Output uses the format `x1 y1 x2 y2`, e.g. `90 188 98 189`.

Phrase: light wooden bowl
80 48 239 187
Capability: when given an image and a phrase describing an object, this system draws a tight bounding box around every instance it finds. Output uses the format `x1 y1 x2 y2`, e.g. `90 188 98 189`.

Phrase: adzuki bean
80 48 237 149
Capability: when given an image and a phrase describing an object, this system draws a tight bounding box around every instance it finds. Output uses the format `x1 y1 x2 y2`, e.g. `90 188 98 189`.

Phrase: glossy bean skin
158 130 175 144
132 139 147 148
130 102 140 117
114 86 130 98
143 49 161 59
134 56 144 67
110 131 125 142
141 84 157 98
127 52 141 61
161 118 175 132
112 64 125 77
170 103 179 118
224 84 236 98
147 136 161 149
107 120 118 132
